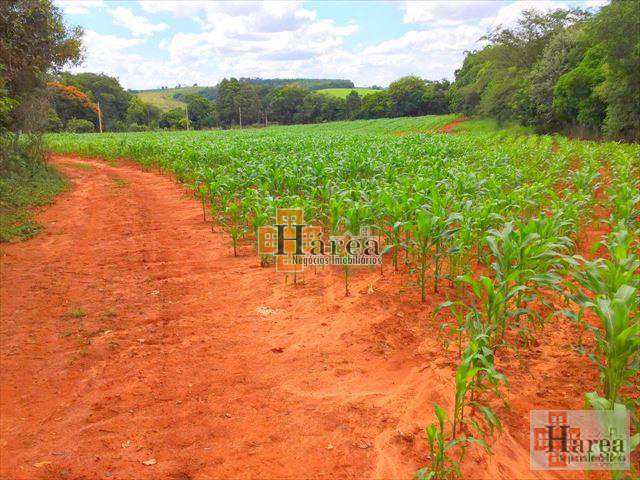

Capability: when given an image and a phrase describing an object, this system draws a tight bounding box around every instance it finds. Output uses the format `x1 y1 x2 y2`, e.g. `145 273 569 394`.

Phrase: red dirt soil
0 155 623 480
439 117 467 134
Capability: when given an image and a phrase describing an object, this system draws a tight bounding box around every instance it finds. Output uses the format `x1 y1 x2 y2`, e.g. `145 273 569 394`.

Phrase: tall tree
0 0 82 135
345 90 362 119
216 78 240 127
56 72 131 131
184 93 216 129
586 0 640 139
387 76 429 117
267 84 308 125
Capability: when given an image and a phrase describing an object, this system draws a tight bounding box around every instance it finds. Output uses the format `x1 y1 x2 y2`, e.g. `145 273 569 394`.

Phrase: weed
68 307 86 319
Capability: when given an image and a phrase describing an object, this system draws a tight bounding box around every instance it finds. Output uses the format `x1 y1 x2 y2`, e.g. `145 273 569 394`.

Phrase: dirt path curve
0 156 597 480
440 117 467 133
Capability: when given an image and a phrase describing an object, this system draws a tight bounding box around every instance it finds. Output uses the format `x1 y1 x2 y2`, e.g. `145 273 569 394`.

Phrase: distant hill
238 78 354 90
135 87 204 111
134 78 356 111
317 88 381 99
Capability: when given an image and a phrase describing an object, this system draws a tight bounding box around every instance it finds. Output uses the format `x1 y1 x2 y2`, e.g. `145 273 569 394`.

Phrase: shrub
128 123 149 132
66 118 94 133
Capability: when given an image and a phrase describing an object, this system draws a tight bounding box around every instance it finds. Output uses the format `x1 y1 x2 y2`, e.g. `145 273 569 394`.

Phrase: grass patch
452 118 535 136
317 88 381 99
0 164 68 242
136 86 203 111
111 177 127 188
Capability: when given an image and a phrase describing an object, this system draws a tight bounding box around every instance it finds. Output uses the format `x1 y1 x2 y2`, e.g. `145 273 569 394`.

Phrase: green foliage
451 3 639 140
0 1 79 242
0 158 67 242
0 0 82 133
520 28 586 130
159 108 186 130
588 0 640 140
565 229 640 406
126 96 161 129
184 93 217 129
66 118 94 133
267 83 309 125
345 90 362 119
52 72 131 131
357 77 451 119
553 45 606 132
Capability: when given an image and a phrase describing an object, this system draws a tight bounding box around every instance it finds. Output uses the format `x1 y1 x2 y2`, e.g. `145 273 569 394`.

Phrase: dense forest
450 0 639 140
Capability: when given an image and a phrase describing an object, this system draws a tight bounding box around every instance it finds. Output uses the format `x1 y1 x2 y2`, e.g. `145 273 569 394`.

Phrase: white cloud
72 30 144 77
110 7 168 37
402 1 507 26
72 30 211 89
161 0 358 81
62 0 601 90
585 0 609 8
489 1 567 29
55 0 102 15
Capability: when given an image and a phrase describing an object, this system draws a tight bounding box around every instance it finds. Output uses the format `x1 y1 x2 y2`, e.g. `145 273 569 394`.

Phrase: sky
54 0 609 90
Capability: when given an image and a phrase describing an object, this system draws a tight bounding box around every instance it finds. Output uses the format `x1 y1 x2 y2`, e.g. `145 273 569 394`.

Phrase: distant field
137 86 381 110
317 88 381 99
135 87 203 111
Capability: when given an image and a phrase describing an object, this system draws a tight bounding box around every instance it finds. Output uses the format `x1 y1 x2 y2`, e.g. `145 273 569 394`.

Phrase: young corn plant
454 274 529 347
220 199 247 257
607 182 640 231
484 219 569 343
416 405 463 480
375 190 408 273
341 202 370 296
417 320 505 480
451 321 505 439
583 394 640 480
564 228 640 407
406 208 460 302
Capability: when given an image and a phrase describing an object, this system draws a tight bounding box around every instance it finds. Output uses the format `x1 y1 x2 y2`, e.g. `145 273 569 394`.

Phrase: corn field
45 115 639 479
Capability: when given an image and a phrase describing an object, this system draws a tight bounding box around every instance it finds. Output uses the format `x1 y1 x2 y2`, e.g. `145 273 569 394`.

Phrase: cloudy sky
55 0 608 90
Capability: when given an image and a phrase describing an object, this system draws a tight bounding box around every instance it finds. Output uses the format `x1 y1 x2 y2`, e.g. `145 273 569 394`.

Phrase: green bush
128 123 149 132
0 157 67 242
66 118 94 133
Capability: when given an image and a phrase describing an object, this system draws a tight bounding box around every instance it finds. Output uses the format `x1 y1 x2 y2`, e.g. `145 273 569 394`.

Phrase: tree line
3 0 638 142
43 74 452 133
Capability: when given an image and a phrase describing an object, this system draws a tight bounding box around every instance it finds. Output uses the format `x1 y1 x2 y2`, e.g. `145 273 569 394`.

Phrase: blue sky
55 0 608 90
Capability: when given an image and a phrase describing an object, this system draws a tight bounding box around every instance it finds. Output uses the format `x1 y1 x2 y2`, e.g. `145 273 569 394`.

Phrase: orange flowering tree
46 82 99 116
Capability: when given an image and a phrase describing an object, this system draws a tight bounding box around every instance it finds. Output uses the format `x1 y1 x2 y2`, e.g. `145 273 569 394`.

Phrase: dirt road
0 156 601 480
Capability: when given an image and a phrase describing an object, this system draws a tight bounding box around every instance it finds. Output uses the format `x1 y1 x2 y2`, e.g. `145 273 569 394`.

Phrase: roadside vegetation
0 152 66 242
0 0 80 242
450 1 639 141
